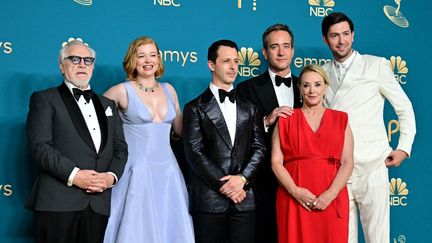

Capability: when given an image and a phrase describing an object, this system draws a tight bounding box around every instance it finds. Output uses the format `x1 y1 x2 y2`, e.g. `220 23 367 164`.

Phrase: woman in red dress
271 64 354 243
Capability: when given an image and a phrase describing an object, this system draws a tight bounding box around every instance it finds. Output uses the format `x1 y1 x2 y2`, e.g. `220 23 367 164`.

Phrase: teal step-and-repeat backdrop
1 0 430 242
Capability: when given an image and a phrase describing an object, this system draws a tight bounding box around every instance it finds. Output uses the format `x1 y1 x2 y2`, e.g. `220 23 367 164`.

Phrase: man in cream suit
321 12 416 243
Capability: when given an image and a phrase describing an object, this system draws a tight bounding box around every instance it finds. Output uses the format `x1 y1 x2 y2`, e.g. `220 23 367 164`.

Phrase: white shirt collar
64 80 92 96
209 82 234 103
335 50 357 69
268 68 292 85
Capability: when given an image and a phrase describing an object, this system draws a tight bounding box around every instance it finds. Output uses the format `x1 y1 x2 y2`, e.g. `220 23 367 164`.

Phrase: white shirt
209 83 237 146
334 50 357 83
64 81 101 152
64 81 117 187
268 68 294 107
262 69 295 132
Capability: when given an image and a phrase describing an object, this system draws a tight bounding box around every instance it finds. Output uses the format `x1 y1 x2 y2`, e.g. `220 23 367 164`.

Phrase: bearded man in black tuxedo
26 39 128 243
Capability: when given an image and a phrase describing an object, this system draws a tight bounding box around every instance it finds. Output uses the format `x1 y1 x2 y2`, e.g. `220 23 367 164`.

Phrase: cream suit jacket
323 53 416 179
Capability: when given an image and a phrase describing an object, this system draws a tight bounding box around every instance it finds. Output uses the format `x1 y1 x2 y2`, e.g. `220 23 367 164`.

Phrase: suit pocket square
105 107 113 116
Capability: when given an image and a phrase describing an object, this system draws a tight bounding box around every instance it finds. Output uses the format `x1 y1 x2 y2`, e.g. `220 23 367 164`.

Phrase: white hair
58 40 96 63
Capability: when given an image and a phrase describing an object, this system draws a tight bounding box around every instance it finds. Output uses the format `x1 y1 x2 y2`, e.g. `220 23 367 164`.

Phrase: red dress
276 109 349 243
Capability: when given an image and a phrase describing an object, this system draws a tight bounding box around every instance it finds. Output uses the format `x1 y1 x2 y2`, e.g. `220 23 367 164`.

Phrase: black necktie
275 75 292 87
218 89 237 103
72 88 93 103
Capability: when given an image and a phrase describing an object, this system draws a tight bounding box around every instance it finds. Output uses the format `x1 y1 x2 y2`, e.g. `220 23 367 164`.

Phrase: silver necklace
136 81 159 93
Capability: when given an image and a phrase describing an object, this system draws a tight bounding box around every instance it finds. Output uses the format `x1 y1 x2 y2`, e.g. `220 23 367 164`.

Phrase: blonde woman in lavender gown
103 36 194 243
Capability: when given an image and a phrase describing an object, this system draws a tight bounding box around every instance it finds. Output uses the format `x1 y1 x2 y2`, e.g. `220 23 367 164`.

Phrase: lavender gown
104 81 194 243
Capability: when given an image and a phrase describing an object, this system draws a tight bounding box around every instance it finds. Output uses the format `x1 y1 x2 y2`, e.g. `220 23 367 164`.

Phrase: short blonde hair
299 64 330 85
123 36 165 81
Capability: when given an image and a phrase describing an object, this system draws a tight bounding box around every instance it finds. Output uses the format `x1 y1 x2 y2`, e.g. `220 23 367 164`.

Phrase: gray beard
66 78 90 89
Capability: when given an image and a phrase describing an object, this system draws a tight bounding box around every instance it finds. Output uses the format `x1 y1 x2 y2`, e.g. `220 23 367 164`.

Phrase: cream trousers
348 163 390 243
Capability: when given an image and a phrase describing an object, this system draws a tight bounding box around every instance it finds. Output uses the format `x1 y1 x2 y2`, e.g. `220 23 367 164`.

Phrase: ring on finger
306 202 310 206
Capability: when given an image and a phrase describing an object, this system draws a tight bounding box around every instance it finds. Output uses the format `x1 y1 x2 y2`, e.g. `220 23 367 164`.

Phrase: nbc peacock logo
389 178 408 206
390 56 408 84
384 0 409 28
73 0 92 6
238 47 261 77
308 0 334 17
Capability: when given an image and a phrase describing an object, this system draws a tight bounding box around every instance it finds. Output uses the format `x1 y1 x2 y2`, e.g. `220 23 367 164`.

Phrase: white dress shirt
268 68 294 107
262 69 295 132
209 83 237 146
334 50 357 83
64 81 117 187
64 81 101 151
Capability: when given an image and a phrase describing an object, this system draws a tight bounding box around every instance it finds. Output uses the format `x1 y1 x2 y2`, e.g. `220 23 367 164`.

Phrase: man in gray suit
26 39 128 243
321 12 416 243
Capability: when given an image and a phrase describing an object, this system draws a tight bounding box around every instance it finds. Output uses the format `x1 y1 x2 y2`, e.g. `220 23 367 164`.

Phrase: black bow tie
275 75 292 87
218 89 237 103
72 88 93 103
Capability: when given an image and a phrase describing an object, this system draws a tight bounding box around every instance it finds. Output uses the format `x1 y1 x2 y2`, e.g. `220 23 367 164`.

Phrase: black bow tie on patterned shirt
275 75 292 87
72 88 93 103
218 89 237 103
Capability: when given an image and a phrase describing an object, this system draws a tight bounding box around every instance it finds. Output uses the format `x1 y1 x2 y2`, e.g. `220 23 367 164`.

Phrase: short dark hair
321 12 355 37
262 24 294 49
207 39 238 63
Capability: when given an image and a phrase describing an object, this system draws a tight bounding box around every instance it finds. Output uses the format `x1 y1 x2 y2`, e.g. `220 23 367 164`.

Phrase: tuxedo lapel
330 54 365 107
325 61 338 107
57 83 96 152
233 98 249 150
252 72 279 114
92 95 108 153
199 88 233 150
292 76 302 108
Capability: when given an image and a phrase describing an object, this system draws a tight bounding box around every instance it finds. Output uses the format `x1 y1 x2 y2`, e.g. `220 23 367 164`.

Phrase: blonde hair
299 64 330 85
123 36 165 80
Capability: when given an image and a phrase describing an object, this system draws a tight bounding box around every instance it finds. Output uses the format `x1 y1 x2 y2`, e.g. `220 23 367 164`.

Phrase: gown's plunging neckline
131 81 170 123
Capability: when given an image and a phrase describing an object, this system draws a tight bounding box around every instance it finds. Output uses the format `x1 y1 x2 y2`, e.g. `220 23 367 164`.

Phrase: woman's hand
311 190 336 211
291 187 316 212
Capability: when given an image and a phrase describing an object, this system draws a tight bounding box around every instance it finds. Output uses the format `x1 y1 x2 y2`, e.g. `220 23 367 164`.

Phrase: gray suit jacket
26 82 128 216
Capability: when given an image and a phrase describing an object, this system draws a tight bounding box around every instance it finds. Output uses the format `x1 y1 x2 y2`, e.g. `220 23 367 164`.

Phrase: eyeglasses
64 56 95 66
